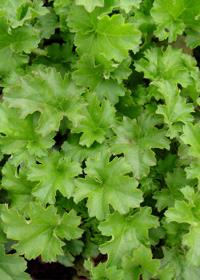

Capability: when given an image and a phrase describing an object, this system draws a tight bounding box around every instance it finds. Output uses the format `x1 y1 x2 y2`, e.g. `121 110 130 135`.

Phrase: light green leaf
28 150 82 206
157 263 175 280
85 261 124 280
72 54 125 104
154 81 194 138
1 203 83 262
110 115 170 179
61 133 108 162
4 68 86 136
71 92 115 147
122 245 160 280
180 123 200 157
151 0 200 42
75 0 104 12
0 245 30 280
134 46 193 87
119 0 142 12
2 162 36 214
165 200 196 225
0 103 55 160
74 151 142 220
185 161 200 187
75 14 141 62
183 224 200 266
0 0 48 28
68 5 141 64
99 207 159 266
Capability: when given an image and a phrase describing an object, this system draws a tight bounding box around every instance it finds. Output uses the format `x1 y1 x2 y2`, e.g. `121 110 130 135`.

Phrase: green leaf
153 168 187 211
185 28 200 48
0 16 40 53
0 48 28 78
131 0 156 36
1 203 83 262
134 46 193 87
185 161 200 187
75 0 104 12
165 200 196 225
122 245 160 280
0 0 48 28
154 81 194 138
119 0 142 12
151 0 200 42
68 5 141 64
157 263 175 280
61 133 108 162
182 224 200 266
110 115 170 179
74 151 143 220
2 162 36 214
71 92 115 147
0 244 30 280
72 54 125 104
4 68 86 136
85 261 124 280
99 207 159 266
27 150 82 206
35 8 60 39
180 123 200 157
33 43 76 78
0 103 55 160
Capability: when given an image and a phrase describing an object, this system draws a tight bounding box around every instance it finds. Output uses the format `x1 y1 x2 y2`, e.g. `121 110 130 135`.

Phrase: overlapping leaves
1 203 83 262
4 68 86 136
74 151 143 220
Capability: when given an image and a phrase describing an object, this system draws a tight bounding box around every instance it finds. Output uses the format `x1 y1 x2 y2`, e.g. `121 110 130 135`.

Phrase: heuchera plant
0 0 200 279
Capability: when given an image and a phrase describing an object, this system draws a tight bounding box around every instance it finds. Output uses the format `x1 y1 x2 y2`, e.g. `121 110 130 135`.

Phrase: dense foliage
0 0 200 279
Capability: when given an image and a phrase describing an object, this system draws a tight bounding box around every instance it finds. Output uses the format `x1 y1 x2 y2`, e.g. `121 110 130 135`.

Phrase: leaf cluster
0 0 200 279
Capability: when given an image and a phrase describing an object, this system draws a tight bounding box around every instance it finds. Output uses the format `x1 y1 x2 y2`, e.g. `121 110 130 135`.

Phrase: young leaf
110 115 170 179
74 151 143 220
134 46 193 87
0 245 31 280
28 150 82 206
99 207 159 266
72 54 125 104
85 261 124 280
122 245 160 280
1 203 83 262
154 81 194 138
70 92 115 147
4 68 86 136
